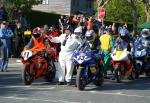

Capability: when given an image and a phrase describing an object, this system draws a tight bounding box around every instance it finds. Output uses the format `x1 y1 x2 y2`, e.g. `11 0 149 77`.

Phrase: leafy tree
105 0 133 23
127 0 138 35
140 0 150 22
1 0 42 21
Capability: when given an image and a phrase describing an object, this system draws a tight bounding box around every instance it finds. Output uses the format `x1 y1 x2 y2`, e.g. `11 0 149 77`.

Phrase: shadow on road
84 77 150 91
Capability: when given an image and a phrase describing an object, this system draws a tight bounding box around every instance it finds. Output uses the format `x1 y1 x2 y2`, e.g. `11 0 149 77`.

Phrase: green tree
1 0 42 21
105 0 133 23
104 0 146 23
141 0 150 22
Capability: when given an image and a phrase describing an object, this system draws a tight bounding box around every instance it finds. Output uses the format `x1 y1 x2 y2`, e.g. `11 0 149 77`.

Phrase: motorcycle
111 46 135 83
73 41 104 90
134 38 150 77
21 41 56 85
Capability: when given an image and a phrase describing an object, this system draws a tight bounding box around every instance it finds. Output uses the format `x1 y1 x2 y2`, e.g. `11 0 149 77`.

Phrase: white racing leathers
50 33 81 82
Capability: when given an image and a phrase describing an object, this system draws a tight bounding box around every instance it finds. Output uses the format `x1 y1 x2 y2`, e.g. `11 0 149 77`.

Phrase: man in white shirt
49 25 82 85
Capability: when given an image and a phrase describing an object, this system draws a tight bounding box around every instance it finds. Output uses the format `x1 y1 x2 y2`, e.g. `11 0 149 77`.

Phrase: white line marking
0 96 81 103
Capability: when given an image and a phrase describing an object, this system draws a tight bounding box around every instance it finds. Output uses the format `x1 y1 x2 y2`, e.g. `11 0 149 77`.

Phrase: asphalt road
0 59 150 103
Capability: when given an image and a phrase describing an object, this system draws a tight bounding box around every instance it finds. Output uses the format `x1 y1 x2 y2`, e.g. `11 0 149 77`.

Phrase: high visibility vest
100 34 112 50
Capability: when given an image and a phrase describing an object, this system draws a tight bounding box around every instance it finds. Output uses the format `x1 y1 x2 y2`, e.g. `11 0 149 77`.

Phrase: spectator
0 21 14 72
43 24 49 35
48 25 59 61
0 5 7 23
86 17 94 30
14 22 24 57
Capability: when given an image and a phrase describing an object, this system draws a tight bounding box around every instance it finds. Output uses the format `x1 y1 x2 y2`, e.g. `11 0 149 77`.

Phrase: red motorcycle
21 41 56 85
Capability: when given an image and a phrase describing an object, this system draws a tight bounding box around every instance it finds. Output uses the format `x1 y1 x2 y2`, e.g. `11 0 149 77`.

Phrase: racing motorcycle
73 41 104 90
134 38 150 77
21 41 56 85
111 46 135 83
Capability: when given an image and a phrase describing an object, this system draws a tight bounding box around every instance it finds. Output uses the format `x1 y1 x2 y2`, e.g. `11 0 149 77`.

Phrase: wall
32 0 71 15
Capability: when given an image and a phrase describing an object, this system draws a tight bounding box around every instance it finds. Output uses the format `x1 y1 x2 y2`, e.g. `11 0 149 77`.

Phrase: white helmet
74 27 82 33
141 29 149 37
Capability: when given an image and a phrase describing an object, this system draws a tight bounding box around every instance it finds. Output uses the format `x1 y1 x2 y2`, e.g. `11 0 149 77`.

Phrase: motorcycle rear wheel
76 66 86 91
22 64 33 85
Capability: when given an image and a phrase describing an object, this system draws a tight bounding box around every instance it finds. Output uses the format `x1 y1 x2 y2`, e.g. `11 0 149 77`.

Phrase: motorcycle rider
99 29 114 78
26 27 54 61
83 30 101 69
135 29 150 47
134 29 150 74
85 30 100 53
113 27 133 77
49 25 82 85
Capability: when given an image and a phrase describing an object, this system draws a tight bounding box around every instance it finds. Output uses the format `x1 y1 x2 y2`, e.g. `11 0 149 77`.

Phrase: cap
1 21 8 25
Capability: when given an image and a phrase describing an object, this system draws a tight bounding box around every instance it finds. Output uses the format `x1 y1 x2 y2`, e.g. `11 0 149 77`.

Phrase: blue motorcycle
73 41 104 90
134 38 150 77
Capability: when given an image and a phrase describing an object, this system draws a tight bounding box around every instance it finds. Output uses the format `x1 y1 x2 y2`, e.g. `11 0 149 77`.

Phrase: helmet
33 27 42 39
85 30 94 41
141 29 149 37
119 28 129 37
74 27 82 34
103 28 111 34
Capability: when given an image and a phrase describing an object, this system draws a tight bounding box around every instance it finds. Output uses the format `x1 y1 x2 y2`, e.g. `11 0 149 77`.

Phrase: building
32 0 95 15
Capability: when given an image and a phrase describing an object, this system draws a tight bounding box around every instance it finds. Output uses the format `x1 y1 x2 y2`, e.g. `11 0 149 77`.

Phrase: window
42 0 49 5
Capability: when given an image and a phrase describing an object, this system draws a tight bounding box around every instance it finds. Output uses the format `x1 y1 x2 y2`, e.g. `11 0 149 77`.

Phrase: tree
1 0 42 21
105 0 133 23
127 0 138 35
141 0 150 22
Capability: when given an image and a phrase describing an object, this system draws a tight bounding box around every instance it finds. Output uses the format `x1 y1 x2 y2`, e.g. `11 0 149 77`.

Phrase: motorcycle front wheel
115 66 122 83
76 66 86 91
22 64 33 85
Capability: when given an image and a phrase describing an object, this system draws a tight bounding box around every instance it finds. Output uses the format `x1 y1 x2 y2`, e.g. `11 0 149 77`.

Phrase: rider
113 27 132 77
135 29 150 47
26 27 54 61
84 30 101 69
99 29 114 78
84 30 100 53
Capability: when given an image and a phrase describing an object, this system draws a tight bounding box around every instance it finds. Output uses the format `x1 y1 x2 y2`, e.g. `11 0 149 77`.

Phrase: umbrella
138 22 150 29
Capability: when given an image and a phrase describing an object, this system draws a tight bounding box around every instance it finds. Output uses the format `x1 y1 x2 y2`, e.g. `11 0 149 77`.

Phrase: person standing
14 22 24 58
49 25 82 85
0 21 13 72
99 29 114 78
